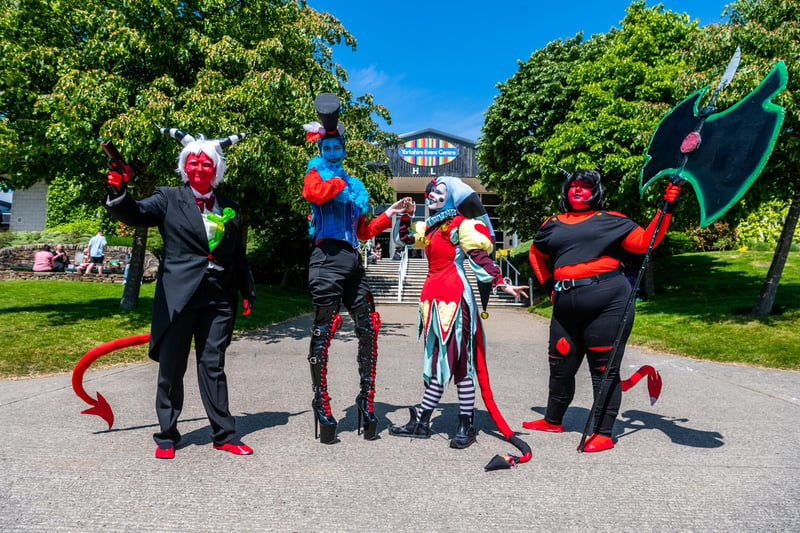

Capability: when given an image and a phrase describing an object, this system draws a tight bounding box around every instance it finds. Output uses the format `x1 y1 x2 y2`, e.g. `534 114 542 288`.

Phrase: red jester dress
393 208 533 468
397 211 504 393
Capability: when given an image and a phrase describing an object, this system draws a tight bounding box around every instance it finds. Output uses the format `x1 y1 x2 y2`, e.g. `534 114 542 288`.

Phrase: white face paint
426 183 448 210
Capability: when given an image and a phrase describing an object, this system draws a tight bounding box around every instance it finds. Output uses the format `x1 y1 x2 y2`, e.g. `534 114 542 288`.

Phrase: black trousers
153 271 237 448
545 274 633 436
308 240 372 310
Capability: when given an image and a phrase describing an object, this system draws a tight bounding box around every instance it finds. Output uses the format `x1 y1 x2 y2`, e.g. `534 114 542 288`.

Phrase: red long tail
474 323 532 471
620 365 662 405
71 334 150 429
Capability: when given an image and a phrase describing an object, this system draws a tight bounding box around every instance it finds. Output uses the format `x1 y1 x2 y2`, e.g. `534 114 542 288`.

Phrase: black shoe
449 413 476 449
389 407 433 438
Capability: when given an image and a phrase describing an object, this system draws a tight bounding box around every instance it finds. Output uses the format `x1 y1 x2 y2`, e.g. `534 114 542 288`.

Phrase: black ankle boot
355 392 378 440
389 407 433 438
450 413 476 449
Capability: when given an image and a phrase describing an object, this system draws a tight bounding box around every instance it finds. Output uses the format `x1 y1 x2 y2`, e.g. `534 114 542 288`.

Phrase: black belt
554 269 621 292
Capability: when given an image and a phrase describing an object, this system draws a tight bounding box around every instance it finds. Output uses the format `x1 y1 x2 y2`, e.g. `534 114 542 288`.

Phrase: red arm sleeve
529 244 552 286
356 213 392 241
302 167 347 204
622 211 673 253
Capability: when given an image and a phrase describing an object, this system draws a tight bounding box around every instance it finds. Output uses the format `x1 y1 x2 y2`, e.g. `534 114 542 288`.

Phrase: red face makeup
568 180 592 210
186 152 216 194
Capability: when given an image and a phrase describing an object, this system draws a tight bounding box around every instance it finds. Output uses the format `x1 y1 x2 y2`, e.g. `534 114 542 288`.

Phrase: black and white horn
154 123 196 146
216 132 248 149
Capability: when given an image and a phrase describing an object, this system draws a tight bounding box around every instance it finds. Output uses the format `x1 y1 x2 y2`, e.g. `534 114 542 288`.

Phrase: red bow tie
195 196 215 212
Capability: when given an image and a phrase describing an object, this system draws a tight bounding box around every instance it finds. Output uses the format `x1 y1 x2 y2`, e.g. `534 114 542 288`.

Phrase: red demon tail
473 323 532 471
621 365 662 405
71 334 150 429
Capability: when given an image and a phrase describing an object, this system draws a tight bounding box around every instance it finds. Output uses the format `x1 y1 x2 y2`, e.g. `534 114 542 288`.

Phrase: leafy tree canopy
479 2 705 238
0 0 396 222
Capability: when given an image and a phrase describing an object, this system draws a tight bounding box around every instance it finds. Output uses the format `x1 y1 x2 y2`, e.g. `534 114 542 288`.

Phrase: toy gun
102 140 129 173
102 140 131 197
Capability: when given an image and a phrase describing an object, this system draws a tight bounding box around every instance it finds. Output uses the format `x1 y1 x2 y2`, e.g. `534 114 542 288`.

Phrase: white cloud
346 65 391 93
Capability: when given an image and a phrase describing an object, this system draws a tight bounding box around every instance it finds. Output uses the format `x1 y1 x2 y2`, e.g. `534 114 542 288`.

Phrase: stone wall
0 243 159 282
0 269 125 283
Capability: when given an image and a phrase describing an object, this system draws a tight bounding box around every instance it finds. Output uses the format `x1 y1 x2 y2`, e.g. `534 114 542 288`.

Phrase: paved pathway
1 305 798 532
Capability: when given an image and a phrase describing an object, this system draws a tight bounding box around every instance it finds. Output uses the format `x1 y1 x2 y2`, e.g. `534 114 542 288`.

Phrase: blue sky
306 1 732 141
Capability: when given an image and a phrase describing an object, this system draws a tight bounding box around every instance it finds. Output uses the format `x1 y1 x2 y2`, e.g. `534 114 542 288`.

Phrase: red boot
582 433 614 452
522 418 563 432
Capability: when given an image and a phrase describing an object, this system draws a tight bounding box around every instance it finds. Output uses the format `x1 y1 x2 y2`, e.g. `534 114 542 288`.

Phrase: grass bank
0 281 311 378
529 251 800 370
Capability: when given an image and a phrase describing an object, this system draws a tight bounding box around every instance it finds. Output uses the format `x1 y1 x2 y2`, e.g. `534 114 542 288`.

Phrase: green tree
477 33 608 238
0 0 395 309
530 2 701 225
688 0 800 316
479 2 703 239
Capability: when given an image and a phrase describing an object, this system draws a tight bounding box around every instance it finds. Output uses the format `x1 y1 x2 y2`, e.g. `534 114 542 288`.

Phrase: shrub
685 221 738 251
736 199 799 248
658 231 694 256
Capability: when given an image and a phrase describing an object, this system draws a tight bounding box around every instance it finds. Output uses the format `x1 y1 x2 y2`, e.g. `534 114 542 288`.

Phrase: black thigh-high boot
309 305 342 444
352 304 380 440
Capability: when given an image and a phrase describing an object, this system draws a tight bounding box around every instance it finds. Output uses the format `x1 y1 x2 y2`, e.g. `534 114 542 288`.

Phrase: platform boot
309 305 342 444
353 305 380 440
449 411 476 449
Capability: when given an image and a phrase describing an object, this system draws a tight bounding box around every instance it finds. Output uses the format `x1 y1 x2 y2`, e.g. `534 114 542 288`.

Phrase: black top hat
314 93 345 140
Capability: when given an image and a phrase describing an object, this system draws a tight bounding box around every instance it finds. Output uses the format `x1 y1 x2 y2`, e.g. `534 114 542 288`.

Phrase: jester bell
640 49 788 227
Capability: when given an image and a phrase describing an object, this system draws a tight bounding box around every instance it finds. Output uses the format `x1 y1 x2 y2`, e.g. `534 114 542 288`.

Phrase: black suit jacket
106 184 255 358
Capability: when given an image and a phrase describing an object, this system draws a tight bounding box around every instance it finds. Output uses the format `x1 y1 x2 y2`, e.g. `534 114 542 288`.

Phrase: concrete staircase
365 257 528 308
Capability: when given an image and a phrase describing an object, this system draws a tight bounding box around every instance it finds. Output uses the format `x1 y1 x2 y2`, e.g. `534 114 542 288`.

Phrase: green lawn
2 250 798 378
529 251 800 370
0 281 311 378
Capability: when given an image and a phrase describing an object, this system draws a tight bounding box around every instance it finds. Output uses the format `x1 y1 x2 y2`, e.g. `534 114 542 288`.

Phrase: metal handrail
497 253 520 286
396 247 408 303
497 253 534 306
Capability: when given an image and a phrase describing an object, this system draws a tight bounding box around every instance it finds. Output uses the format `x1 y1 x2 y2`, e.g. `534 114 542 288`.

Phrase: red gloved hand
664 183 681 202
106 164 132 199
663 183 681 212
242 298 252 316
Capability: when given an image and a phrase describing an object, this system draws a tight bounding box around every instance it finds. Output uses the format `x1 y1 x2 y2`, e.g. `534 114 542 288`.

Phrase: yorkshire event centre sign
398 137 459 167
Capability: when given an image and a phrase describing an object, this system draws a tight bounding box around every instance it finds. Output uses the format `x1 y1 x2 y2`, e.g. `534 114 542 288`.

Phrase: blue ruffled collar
425 209 458 227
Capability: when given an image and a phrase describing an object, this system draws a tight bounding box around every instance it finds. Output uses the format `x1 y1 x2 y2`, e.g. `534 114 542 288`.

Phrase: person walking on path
103 125 255 460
